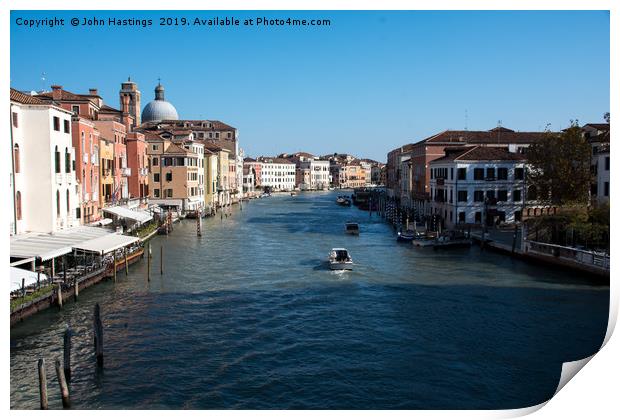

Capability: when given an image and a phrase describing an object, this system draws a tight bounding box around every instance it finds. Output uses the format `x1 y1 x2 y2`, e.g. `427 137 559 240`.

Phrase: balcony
91 154 98 164
83 153 89 163
121 167 132 177
140 167 149 176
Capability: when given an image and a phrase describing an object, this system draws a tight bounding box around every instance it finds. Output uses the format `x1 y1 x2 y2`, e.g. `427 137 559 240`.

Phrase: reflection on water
10 191 609 409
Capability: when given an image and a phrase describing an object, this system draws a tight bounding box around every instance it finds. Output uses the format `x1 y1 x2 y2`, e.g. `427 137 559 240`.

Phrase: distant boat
328 248 353 270
412 232 438 247
336 196 351 206
396 229 417 242
345 222 360 235
291 192 297 196
433 231 472 249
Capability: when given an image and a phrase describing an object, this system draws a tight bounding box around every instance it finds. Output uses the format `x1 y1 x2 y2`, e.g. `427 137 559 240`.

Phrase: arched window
65 148 71 173
13 144 20 173
16 191 22 220
55 146 60 173
56 190 60 216
66 189 70 212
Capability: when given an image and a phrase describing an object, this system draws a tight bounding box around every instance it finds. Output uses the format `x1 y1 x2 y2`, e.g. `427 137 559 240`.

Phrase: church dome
141 83 179 122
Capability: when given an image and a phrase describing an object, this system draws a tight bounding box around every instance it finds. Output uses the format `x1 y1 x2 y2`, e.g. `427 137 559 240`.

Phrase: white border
2 1 616 419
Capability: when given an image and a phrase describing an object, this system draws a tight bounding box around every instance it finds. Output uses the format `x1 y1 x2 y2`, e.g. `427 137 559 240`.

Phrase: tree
603 112 610 123
526 123 592 206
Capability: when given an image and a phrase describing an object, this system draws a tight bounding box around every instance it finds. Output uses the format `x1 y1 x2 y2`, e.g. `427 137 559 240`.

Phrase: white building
300 159 330 190
257 157 296 191
583 123 610 205
242 165 255 196
10 88 80 235
428 146 527 228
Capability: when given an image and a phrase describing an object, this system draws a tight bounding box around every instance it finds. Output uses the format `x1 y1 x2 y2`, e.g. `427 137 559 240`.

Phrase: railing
526 240 610 270
91 154 98 164
140 168 149 176
121 167 132 177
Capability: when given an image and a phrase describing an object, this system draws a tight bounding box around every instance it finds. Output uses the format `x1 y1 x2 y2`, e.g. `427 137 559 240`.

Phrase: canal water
10 191 609 409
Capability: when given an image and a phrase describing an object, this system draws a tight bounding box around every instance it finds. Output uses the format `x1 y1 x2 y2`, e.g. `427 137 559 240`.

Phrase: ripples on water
10 191 609 409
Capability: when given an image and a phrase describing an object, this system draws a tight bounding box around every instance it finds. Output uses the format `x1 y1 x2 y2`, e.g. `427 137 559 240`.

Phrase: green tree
526 123 592 206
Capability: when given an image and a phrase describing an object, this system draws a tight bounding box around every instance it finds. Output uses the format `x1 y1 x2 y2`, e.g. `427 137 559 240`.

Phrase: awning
88 218 113 227
10 267 48 292
102 206 153 224
73 234 139 255
10 226 114 261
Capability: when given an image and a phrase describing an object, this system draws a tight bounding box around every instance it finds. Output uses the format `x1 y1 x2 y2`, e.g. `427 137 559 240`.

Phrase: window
497 168 508 180
152 157 159 166
66 189 70 212
227 132 232 139
13 144 20 173
513 190 522 202
55 146 61 173
605 157 610 171
56 190 60 216
154 173 160 182
154 189 160 198
486 190 495 200
514 167 524 180
475 211 482 223
65 148 71 173
16 191 22 220
166 189 173 198
450 168 454 180
486 168 495 179
474 190 484 202
64 120 70 134
76 208 81 219
457 190 468 202
514 211 522 222
152 144 159 151
604 182 609 197
498 190 508 202
12 112 18 127
166 173 172 182
473 168 484 180
456 167 466 180
458 212 466 223
53 116 60 131
72 105 79 115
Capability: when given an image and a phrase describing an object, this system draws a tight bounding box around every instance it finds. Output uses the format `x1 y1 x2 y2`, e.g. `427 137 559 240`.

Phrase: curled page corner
554 355 595 396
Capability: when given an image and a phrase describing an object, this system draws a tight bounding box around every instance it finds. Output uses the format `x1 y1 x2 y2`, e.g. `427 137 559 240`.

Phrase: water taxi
345 222 360 235
328 248 353 270
433 231 472 249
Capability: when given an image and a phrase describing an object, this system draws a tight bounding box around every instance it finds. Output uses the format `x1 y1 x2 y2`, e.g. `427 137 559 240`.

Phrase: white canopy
10 267 48 292
10 226 113 261
103 206 152 224
73 234 139 255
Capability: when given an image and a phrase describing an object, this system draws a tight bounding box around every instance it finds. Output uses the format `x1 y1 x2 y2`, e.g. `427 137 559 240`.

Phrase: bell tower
119 77 141 126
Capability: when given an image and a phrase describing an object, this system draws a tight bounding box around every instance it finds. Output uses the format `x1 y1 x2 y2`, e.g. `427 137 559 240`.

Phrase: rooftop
430 145 527 164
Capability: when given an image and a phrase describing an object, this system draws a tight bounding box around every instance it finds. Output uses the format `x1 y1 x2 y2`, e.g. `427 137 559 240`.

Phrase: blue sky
10 10 609 162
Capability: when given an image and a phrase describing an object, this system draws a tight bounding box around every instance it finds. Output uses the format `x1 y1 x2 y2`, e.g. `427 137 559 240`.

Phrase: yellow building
99 137 115 209
204 143 231 208
204 149 219 212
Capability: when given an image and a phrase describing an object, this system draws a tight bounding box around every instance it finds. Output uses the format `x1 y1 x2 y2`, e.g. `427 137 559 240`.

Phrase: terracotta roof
36 88 92 102
418 128 549 146
244 157 256 162
584 123 610 131
141 119 236 131
100 104 121 113
430 146 526 164
258 157 294 164
165 142 195 156
10 88 50 105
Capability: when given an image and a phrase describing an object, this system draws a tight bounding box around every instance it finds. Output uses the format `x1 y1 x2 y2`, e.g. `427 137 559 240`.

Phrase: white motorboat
345 222 360 235
328 248 353 270
412 232 438 247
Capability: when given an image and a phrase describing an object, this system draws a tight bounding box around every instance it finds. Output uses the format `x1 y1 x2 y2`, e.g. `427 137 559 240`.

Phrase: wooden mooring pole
113 252 117 283
93 303 104 366
54 359 70 408
63 328 72 381
124 247 129 276
57 284 63 309
38 359 48 410
147 243 151 282
160 245 164 275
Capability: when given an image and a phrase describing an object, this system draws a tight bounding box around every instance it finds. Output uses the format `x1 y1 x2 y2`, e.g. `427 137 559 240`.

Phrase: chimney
89 88 98 96
51 85 62 100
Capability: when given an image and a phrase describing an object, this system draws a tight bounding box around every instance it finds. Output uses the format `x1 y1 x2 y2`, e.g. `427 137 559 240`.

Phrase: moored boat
433 231 472 249
396 229 417 242
412 232 438 247
328 248 353 270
